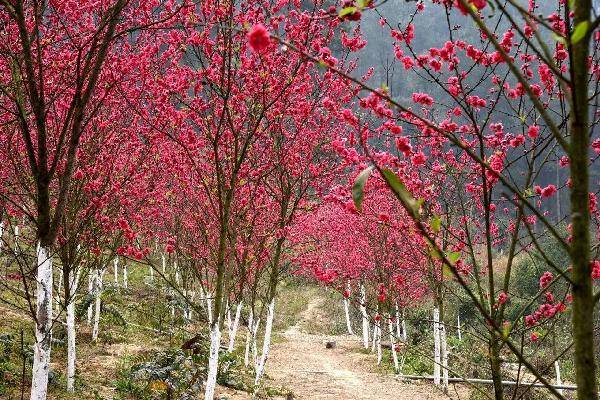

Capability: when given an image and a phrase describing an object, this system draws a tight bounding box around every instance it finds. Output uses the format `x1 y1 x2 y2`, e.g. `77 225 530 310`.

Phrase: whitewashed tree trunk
555 361 563 396
402 317 407 341
149 264 154 281
161 254 166 274
92 269 105 341
360 284 369 349
86 273 94 325
122 263 128 289
14 225 19 254
174 260 180 286
30 244 53 400
66 270 80 392
204 321 221 400
395 303 401 338
433 307 441 386
388 316 399 372
371 322 378 353
441 322 449 391
55 269 63 314
251 317 261 369
244 309 254 367
0 220 4 251
343 282 354 335
254 299 275 387
113 257 119 287
457 314 462 341
188 291 195 321
228 301 243 352
376 320 382 365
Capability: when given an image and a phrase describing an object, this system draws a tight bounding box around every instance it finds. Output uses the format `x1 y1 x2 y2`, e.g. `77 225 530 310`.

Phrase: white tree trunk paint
388 316 399 373
30 244 53 400
113 257 119 287
433 308 441 386
402 317 407 341
228 302 243 352
122 263 128 289
343 282 354 335
86 273 94 325
66 270 80 392
161 254 166 274
457 314 462 341
0 220 4 251
149 264 154 281
188 291 195 321
174 260 180 286
14 225 19 254
376 320 382 365
251 317 261 369
360 284 369 349
92 269 105 341
254 299 275 387
244 310 253 367
371 322 378 353
55 269 63 314
555 361 563 396
204 322 221 400
395 303 401 338
441 322 449 391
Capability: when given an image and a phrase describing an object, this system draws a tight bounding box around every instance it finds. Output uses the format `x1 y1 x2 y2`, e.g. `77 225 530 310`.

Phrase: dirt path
266 297 467 400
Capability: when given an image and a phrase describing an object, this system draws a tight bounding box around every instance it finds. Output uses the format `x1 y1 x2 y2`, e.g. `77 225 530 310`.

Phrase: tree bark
30 244 53 400
570 2 598 399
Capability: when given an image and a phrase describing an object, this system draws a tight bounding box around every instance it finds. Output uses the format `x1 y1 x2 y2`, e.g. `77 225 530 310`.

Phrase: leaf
571 20 590 44
339 6 357 17
381 169 420 219
447 251 461 264
352 166 373 212
357 0 372 8
431 214 441 233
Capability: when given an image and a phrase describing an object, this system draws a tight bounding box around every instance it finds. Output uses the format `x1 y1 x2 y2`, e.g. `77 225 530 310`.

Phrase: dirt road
265 297 467 400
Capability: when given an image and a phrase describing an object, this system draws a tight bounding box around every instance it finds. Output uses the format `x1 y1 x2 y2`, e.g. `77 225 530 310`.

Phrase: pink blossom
248 24 270 53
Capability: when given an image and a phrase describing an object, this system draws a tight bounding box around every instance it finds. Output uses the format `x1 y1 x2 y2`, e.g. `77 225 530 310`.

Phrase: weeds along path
266 296 466 400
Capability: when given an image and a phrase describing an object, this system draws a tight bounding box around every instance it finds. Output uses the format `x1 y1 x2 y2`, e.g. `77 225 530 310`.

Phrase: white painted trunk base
30 244 53 400
388 316 399 373
204 322 221 400
433 308 441 386
244 310 254 367
228 302 243 352
254 299 275 387
360 284 369 349
113 257 119 287
92 269 105 341
66 269 80 392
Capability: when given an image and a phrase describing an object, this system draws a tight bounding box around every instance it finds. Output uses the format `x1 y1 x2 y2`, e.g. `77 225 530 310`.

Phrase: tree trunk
204 321 221 400
66 270 79 392
570 2 598 399
92 269 104 341
244 309 253 367
254 299 275 387
0 220 4 251
360 284 369 349
228 301 243 352
441 323 448 392
433 307 441 386
388 316 399 373
30 244 53 400
343 295 354 335
489 334 503 400
122 263 128 289
113 257 118 287
87 273 94 325
457 314 462 341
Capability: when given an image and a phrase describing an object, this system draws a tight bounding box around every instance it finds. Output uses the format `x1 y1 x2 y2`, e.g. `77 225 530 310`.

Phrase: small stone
325 341 336 349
